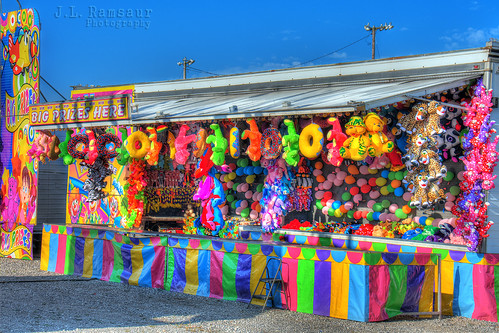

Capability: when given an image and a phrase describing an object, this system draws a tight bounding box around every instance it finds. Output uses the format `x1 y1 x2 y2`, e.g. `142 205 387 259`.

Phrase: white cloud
441 27 492 49
328 52 347 59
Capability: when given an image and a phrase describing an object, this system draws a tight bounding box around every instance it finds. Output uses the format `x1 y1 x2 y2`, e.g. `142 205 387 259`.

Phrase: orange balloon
315 161 323 170
316 175 326 183
345 175 356 184
339 205 348 214
391 179 401 188
256 203 262 212
402 205 412 214
361 210 369 218
348 164 359 175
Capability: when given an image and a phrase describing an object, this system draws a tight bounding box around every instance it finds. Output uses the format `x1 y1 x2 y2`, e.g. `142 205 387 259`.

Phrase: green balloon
241 208 250 218
444 171 455 182
252 160 260 167
342 192 352 201
233 183 240 191
316 199 324 210
395 171 404 181
403 169 408 177
256 184 264 192
450 186 460 196
347 210 355 219
328 207 335 216
227 195 235 203
240 158 249 167
382 199 391 208
367 212 374 221
373 203 383 212
388 172 396 180
231 201 237 209
387 184 395 193
395 209 408 219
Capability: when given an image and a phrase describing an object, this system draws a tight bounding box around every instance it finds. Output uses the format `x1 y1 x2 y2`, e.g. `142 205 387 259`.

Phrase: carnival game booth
35 42 499 322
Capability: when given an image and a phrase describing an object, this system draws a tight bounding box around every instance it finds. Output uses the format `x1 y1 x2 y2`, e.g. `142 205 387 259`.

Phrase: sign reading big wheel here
29 96 129 127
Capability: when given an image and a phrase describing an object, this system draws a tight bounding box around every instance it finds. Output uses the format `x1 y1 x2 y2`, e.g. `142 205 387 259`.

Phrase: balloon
403 192 412 201
368 168 378 175
333 178 344 187
334 209 343 218
241 208 250 218
426 217 434 226
373 203 383 212
315 161 323 170
246 175 256 184
228 172 237 180
326 199 335 208
387 184 395 193
251 201 258 210
389 204 399 213
369 190 380 199
350 187 360 196
357 178 367 187
235 207 243 215
323 180 333 190
236 183 242 192
457 171 465 181
342 192 352 201
402 205 412 214
226 195 235 202
344 201 354 210
419 216 427 225
228 163 237 171
372 212 381 220
241 183 249 192
395 209 407 219
323 191 333 200
348 164 359 175
366 212 374 221
380 186 389 196
345 175 356 185
328 207 335 216
318 183 324 190
315 191 325 200
254 166 263 174
245 191 253 199
227 181 234 189
381 170 390 178
316 200 324 210
322 206 329 215
221 205 229 216
388 172 396 180
336 171 347 181
444 171 454 182
316 175 326 183
359 165 370 175
379 213 387 221
445 201 454 211
332 200 342 210
368 178 377 187
313 169 323 177
446 193 456 202
256 203 262 212
240 200 248 209
252 192 260 202
327 173 336 182
450 186 460 196
432 218 441 227
360 184 371 194
347 210 355 219
250 210 259 219
376 177 387 187
391 179 401 188
353 211 363 219
367 200 376 209
256 184 264 192
395 171 404 180
353 194 363 204
236 168 245 176
394 187 404 197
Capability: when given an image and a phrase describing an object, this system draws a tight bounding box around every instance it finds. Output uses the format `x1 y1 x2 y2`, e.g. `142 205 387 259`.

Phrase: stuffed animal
325 117 347 166
241 119 262 161
410 172 431 209
391 126 408 155
58 129 75 165
403 133 428 166
48 134 61 161
339 116 371 161
194 128 208 158
85 130 99 164
437 128 462 161
424 101 446 136
116 128 130 166
364 112 394 157
174 124 197 165
396 102 428 134
418 148 446 181
282 119 300 166
145 127 163 166
167 131 176 160
206 123 228 166
427 181 446 205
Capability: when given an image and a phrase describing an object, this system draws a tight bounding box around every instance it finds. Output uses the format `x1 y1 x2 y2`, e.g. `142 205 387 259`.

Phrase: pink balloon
379 213 387 221
327 173 336 182
219 174 225 182
369 190 380 199
221 205 229 216
318 183 324 190
250 210 259 219
457 171 465 181
357 178 367 187
367 200 376 209
432 219 441 227
335 167 341 173
336 171 347 181
389 204 399 213
245 191 253 199
252 192 260 201
448 217 457 227
235 207 243 215
323 180 333 190
333 178 343 187
236 184 242 192
227 181 234 189
257 192 263 201
445 201 454 211
322 206 329 215
353 194 363 204
241 183 249 192
315 191 325 200
446 193 456 202
359 165 370 175
344 201 354 210
403 192 412 202
413 216 420 224
240 200 248 209
326 199 335 207
313 169 323 177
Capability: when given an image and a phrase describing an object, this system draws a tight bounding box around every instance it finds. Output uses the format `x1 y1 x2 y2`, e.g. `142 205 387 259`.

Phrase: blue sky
4 0 499 101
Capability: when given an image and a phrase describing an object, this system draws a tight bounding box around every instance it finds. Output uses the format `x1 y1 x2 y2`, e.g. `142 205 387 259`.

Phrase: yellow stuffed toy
339 116 371 161
364 112 394 157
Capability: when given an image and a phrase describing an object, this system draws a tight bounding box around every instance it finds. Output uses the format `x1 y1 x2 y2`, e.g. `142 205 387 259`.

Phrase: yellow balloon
228 172 237 180
334 209 343 218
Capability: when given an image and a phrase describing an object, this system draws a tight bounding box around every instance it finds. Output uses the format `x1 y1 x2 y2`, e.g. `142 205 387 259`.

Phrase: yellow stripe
250 254 266 305
129 245 144 286
82 239 94 278
330 261 349 319
40 230 50 271
440 260 455 315
419 265 435 313
184 249 199 295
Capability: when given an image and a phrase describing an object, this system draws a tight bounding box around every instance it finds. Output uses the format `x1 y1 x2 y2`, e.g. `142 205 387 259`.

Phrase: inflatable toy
299 123 323 160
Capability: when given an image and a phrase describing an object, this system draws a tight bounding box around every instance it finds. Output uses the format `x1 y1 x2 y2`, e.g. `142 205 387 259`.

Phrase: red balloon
349 186 360 196
360 184 372 194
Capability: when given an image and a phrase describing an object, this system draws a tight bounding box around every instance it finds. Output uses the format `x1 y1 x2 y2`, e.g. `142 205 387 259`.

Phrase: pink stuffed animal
325 117 347 167
175 125 197 165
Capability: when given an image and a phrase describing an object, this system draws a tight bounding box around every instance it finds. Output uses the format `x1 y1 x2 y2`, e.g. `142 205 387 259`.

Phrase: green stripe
385 265 407 318
222 252 237 300
109 241 124 283
65 235 75 275
165 247 175 291
494 265 499 319
297 259 315 314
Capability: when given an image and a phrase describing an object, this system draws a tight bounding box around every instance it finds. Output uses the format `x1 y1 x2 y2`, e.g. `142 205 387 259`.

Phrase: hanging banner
70 84 135 101
1 8 40 259
29 96 129 127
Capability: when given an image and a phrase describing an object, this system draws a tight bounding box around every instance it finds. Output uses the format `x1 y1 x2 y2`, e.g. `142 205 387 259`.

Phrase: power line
40 75 67 100
39 89 47 103
294 34 371 67
188 66 220 76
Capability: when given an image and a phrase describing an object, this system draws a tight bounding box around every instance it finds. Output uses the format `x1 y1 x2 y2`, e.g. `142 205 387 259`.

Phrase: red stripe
210 251 224 299
368 265 390 321
282 258 298 312
55 234 67 274
151 246 166 289
101 240 114 281
472 265 498 321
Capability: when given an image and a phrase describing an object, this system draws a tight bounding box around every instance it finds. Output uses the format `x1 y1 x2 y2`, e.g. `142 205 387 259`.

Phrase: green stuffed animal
206 124 228 166
58 129 75 165
116 128 131 165
282 119 300 166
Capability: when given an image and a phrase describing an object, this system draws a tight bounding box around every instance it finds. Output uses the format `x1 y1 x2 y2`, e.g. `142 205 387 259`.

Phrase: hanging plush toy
229 126 241 158
397 102 428 134
167 131 176 160
28 130 52 163
206 123 228 166
325 117 347 167
299 123 323 160
241 119 262 162
424 101 446 135
58 129 75 165
85 130 99 164
145 126 163 166
339 116 371 161
282 119 300 166
261 127 282 160
116 128 130 166
175 124 197 165
363 112 394 157
47 134 61 161
125 130 151 159
194 128 208 158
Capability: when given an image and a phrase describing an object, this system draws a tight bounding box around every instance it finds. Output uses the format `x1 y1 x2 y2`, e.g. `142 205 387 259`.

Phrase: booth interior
31 69 499 322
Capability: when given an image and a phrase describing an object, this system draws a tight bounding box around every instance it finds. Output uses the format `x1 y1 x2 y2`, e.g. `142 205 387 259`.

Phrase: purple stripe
151 246 166 289
210 251 224 299
313 261 332 316
401 265 425 313
73 237 85 276
170 248 187 293
120 243 133 283
235 254 252 302
101 239 114 281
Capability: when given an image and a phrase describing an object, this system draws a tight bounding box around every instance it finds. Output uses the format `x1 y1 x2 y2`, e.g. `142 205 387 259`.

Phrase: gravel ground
1 258 498 333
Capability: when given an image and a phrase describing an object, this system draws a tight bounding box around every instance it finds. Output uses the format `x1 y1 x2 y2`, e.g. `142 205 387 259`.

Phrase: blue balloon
381 170 390 178
254 166 263 174
332 200 341 210
235 200 242 208
373 212 381 220
394 187 404 197
236 168 245 176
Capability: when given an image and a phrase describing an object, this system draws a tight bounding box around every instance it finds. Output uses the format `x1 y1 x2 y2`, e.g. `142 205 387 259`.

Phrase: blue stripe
120 243 133 283
91 239 103 279
348 264 369 322
264 257 283 308
453 262 475 317
235 254 252 302
138 245 154 288
47 233 59 272
196 250 211 297
401 265 425 313
73 237 85 276
170 248 187 293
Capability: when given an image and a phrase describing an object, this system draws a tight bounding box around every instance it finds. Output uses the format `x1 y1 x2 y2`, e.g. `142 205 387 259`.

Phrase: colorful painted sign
29 96 129 127
0 8 40 259
70 85 134 101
